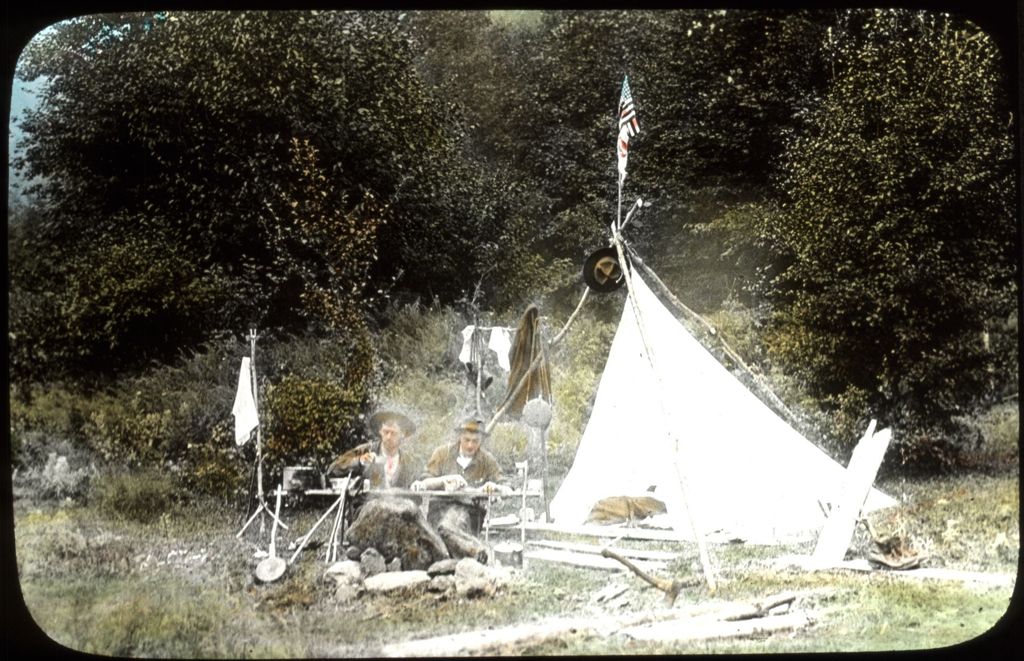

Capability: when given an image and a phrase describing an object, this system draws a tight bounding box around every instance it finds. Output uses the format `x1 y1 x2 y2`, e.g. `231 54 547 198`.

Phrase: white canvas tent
549 270 897 544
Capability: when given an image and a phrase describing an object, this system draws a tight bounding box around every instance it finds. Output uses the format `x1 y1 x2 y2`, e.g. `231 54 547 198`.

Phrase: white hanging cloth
458 325 476 364
232 357 259 446
488 328 512 371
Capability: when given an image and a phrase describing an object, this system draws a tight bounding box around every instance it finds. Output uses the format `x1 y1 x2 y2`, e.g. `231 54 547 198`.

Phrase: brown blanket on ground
584 496 668 525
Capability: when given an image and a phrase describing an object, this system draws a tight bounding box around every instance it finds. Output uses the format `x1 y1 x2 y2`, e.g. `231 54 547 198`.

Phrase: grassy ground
13 466 1018 657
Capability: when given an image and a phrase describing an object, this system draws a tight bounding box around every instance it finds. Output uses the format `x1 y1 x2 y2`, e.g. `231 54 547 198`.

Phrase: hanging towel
502 306 552 417
458 325 476 364
232 357 259 446
488 328 513 371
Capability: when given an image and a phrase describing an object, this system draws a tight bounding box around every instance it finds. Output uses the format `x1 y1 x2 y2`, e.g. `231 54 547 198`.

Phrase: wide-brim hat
583 246 625 293
368 410 415 436
454 418 488 437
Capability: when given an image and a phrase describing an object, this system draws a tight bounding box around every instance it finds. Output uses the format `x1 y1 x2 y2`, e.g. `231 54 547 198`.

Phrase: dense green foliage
763 11 1016 464
9 9 1017 476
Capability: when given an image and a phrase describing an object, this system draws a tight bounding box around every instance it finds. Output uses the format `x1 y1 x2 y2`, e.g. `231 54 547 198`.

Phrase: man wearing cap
411 418 511 560
327 410 419 489
411 418 510 494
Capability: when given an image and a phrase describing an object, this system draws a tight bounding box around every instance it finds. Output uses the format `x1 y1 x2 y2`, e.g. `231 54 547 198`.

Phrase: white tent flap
549 272 896 543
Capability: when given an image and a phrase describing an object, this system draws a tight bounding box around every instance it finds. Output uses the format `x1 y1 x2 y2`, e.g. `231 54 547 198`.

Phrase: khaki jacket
327 443 419 489
421 443 503 488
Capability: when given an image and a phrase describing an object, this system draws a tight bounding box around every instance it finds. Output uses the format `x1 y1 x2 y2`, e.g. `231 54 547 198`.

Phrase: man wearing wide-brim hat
327 410 418 489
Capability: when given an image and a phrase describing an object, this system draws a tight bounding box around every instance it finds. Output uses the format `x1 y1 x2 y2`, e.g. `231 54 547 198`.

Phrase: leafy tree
486 11 834 277
9 10 504 379
763 9 1016 465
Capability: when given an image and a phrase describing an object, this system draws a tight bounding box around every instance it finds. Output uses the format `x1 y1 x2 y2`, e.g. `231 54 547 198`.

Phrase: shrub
377 301 461 378
16 520 136 580
65 579 244 658
9 384 88 442
92 469 178 523
12 432 98 503
178 419 250 501
263 375 367 477
82 392 174 466
37 452 96 501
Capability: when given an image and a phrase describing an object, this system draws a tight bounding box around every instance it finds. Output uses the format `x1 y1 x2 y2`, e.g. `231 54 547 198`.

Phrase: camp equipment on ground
254 487 287 583
283 466 320 492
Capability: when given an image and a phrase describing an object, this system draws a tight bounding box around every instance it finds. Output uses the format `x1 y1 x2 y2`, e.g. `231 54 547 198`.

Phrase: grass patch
21 576 269 658
92 469 178 524
13 470 1018 657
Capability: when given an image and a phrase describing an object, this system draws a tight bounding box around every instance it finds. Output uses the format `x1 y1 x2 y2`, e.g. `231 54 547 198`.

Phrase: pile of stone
326 547 514 601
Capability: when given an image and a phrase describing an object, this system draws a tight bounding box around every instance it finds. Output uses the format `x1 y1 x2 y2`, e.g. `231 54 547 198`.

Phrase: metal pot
282 466 318 492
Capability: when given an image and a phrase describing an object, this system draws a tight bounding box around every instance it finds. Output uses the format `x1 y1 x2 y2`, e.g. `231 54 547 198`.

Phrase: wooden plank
517 521 690 542
810 422 892 568
380 609 683 657
620 611 812 643
527 539 681 561
525 548 666 572
827 560 1015 587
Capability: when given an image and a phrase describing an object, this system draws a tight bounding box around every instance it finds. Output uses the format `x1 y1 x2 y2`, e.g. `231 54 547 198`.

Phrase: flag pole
610 74 716 591
617 176 623 232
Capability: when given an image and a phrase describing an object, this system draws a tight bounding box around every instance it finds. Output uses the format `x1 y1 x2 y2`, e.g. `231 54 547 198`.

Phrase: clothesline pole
251 328 265 536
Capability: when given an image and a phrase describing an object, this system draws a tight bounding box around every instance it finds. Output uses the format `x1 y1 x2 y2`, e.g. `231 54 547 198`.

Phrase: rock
344 497 450 570
427 559 459 576
345 546 363 561
455 558 493 598
454 557 487 580
360 547 387 577
335 581 364 602
363 570 430 594
454 557 512 598
326 560 362 584
387 557 402 572
428 574 456 593
488 564 513 589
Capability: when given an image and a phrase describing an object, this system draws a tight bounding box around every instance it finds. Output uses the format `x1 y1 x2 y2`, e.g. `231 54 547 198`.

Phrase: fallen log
379 609 681 657
526 548 667 573
724 594 796 621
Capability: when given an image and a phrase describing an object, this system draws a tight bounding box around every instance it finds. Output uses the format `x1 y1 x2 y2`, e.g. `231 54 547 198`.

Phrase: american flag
617 76 640 181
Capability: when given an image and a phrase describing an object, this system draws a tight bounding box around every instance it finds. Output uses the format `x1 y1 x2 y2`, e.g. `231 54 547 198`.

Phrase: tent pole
625 244 804 431
610 228 718 592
